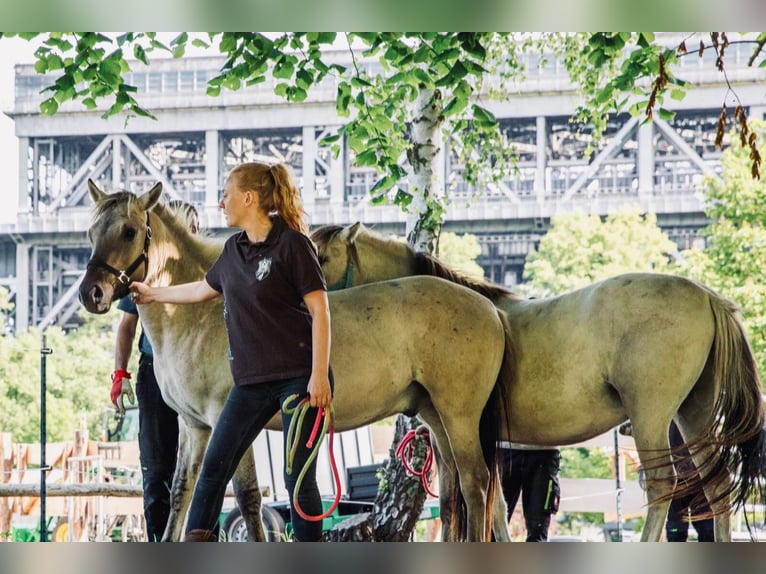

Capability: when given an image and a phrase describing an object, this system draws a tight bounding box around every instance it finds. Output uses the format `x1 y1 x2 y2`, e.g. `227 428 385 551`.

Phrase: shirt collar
235 215 285 247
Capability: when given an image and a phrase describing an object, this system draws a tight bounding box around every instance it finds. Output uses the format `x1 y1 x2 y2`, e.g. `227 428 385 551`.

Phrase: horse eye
124 228 137 240
318 255 328 265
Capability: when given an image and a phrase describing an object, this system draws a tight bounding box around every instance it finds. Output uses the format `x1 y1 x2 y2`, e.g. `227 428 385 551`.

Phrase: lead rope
395 425 438 497
282 394 341 522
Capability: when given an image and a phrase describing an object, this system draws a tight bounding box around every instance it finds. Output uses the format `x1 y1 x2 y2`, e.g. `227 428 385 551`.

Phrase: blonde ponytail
228 162 308 235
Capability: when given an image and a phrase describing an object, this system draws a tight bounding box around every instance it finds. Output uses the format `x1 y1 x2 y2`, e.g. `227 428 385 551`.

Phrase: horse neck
356 234 415 283
145 214 220 286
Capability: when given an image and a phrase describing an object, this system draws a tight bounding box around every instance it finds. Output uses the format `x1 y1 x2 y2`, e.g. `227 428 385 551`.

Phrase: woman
130 162 332 542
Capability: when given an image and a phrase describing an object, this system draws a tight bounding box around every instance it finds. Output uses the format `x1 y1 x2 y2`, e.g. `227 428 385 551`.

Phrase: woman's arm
129 279 220 305
303 289 332 409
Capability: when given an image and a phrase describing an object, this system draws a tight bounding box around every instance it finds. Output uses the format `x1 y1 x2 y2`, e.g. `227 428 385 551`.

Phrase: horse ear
340 222 362 244
139 182 164 211
87 179 107 204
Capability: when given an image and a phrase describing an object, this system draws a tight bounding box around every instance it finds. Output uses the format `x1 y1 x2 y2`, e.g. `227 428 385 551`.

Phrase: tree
437 231 484 280
522 207 678 297
0 310 124 443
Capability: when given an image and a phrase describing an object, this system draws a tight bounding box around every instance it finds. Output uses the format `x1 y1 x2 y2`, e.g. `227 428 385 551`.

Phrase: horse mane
414 252 519 304
312 223 521 304
151 200 223 265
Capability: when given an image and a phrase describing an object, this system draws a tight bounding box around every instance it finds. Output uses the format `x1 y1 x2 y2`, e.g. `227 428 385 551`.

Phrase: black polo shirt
205 216 327 385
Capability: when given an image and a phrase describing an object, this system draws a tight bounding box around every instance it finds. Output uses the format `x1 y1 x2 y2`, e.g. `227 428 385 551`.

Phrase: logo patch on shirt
255 256 272 281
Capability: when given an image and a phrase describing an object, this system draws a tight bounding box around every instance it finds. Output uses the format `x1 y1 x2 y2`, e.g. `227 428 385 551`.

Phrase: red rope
395 426 438 498
290 402 342 523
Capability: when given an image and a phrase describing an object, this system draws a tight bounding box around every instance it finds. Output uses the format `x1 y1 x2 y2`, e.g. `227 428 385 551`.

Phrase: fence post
39 333 53 542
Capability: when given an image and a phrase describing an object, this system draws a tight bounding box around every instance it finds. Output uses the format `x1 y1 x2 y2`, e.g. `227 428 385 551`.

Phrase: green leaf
369 174 395 195
192 38 210 49
34 59 48 74
319 133 341 145
670 88 686 101
171 32 188 47
206 85 221 97
472 104 497 129
442 96 467 118
316 32 336 44
355 149 378 167
394 188 413 207
658 108 676 121
288 86 308 102
273 57 295 79
82 97 98 110
274 83 289 97
46 54 63 71
133 45 149 66
40 98 59 115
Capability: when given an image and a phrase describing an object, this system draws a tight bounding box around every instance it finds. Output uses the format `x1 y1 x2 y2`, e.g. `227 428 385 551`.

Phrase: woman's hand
129 281 155 305
307 374 332 409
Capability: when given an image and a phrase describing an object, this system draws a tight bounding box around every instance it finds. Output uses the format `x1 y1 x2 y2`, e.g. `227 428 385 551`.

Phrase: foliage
560 447 613 480
436 231 484 280
5 31 764 241
673 120 766 378
0 285 12 313
0 308 123 443
522 207 678 297
558 32 765 176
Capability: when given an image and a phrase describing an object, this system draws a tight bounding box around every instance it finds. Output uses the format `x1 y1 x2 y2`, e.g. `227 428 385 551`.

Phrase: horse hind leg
629 420 677 541
417 406 457 541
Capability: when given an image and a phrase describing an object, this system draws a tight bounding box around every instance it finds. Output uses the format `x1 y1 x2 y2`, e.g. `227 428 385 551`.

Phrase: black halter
86 211 152 285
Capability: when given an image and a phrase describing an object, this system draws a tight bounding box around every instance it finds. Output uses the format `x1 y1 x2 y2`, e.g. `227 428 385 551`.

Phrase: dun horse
312 222 766 542
78 182 514 542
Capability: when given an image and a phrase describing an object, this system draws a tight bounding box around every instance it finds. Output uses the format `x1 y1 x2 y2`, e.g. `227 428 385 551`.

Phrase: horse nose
85 284 103 307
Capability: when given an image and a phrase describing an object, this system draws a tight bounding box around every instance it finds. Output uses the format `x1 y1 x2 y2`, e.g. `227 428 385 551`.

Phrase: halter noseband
86 211 152 285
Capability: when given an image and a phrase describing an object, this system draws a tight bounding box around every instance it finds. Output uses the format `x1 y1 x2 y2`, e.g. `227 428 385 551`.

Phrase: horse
311 221 766 542
77 181 515 542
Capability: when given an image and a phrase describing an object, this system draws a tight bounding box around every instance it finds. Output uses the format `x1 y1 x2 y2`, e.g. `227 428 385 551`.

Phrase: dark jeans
185 374 332 542
666 488 714 542
500 448 561 542
136 354 179 542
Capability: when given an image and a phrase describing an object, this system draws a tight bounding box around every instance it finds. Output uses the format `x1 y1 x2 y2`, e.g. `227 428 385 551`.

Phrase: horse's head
79 179 163 313
311 222 362 290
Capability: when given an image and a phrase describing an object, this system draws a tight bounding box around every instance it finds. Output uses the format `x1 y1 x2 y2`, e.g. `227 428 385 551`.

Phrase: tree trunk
405 85 445 253
321 415 432 542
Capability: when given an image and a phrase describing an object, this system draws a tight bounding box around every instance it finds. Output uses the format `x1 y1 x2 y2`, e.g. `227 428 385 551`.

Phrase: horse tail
693 291 766 519
448 309 516 541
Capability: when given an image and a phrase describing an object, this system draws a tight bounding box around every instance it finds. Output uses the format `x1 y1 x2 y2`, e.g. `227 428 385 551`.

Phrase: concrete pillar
112 136 121 190
14 242 29 333
205 130 219 208
16 137 28 216
637 121 654 195
302 125 317 208
535 116 547 204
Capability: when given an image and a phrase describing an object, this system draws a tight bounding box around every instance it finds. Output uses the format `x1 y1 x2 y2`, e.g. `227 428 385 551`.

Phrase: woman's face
219 178 248 228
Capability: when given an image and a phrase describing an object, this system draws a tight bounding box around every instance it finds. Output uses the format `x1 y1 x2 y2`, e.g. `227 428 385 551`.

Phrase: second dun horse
312 222 766 542
78 182 515 542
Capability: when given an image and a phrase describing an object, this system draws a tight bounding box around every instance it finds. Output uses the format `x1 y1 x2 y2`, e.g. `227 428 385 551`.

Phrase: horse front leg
231 446 266 542
162 422 209 542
